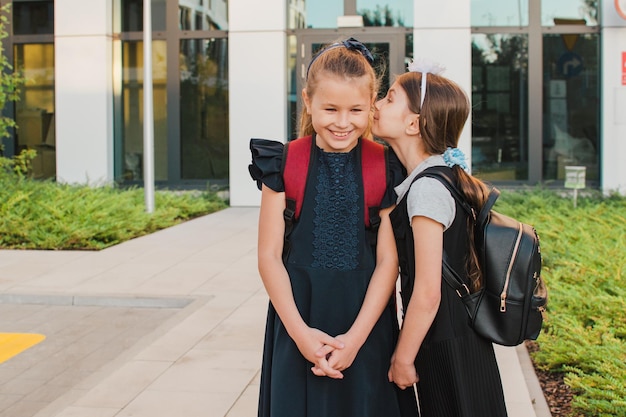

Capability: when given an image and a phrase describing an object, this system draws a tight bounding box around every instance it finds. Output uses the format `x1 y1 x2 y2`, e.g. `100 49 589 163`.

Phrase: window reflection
121 0 166 31
179 38 229 180
471 0 528 26
542 0 597 26
287 35 298 138
178 0 228 30
542 33 599 181
287 0 412 29
14 43 56 179
13 0 54 35
120 41 168 181
357 0 413 27
471 34 528 180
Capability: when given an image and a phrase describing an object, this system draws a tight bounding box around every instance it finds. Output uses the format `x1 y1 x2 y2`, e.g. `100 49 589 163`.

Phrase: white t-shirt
394 155 456 230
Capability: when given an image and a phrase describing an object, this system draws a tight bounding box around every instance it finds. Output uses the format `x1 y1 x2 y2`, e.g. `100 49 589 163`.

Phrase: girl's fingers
315 344 335 358
319 334 345 350
312 358 344 379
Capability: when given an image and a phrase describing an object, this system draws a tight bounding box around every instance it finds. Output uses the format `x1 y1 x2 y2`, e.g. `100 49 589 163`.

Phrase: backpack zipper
501 222 524 312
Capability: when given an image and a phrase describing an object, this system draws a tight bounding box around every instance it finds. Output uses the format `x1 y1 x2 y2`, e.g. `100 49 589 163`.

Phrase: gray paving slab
0 207 550 417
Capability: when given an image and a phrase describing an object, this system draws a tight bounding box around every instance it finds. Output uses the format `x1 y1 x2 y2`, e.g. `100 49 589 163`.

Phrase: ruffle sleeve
381 146 407 208
249 138 285 192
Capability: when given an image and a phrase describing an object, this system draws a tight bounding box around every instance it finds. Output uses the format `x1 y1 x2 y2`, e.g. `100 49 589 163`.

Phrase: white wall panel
229 0 286 32
55 0 111 36
228 0 287 206
413 0 470 29
413 0 472 164
601 28 626 194
54 0 114 185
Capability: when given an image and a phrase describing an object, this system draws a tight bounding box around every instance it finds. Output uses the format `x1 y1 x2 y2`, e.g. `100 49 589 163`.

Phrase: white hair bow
407 58 446 108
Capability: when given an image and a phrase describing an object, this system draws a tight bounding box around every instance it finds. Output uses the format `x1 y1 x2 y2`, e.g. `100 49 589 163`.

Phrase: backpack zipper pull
501 223 524 313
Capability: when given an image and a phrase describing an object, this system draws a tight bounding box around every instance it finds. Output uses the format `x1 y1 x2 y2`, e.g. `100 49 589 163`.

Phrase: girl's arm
388 215 443 389
258 184 344 378
314 206 399 373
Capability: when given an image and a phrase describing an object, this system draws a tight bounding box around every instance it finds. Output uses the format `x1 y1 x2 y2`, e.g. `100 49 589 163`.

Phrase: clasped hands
296 328 359 379
296 327 417 389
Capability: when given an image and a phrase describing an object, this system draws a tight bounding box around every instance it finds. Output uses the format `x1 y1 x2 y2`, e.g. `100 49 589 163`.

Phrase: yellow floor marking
0 333 46 364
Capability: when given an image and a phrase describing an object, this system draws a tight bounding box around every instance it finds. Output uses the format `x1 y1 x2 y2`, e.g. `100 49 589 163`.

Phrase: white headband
407 58 446 110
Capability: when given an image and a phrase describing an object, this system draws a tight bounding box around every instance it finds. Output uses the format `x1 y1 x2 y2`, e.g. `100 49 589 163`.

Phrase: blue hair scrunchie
443 147 469 172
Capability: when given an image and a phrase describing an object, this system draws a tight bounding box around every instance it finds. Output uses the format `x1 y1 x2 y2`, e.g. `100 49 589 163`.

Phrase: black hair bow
306 37 375 79
341 37 374 65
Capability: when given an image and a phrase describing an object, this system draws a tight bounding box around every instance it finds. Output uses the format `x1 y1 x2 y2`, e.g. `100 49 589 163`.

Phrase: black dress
389 166 508 417
249 137 417 417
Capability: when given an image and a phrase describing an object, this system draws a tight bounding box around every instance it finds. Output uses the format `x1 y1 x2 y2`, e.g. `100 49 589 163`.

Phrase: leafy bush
496 188 626 416
0 162 227 250
0 3 25 140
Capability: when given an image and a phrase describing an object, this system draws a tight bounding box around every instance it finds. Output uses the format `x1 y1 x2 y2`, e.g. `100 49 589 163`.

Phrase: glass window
178 0 228 30
288 0 306 29
287 0 412 29
119 41 168 181
357 0 413 27
13 0 54 35
471 34 528 181
14 43 55 179
179 38 229 180
287 34 298 138
121 0 166 32
471 0 528 26
542 33 599 182
542 0 598 26
294 0 342 28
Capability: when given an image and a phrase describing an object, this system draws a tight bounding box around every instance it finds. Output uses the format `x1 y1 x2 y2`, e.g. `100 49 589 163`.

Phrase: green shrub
0 165 227 250
497 188 626 416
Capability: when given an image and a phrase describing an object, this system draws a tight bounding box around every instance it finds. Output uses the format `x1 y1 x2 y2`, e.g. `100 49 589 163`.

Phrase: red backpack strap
360 139 387 228
282 135 313 221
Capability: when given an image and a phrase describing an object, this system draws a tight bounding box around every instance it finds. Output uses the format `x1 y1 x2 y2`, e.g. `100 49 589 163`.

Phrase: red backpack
282 135 388 230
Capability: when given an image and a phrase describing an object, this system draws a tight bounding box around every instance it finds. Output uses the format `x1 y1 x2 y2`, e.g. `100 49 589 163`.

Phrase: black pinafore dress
389 166 508 417
250 138 417 417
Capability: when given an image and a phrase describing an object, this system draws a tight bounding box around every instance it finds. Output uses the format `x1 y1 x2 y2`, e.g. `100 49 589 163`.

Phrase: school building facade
2 0 625 206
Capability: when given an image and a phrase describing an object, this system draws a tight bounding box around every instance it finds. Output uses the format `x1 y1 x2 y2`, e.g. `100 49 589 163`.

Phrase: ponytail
452 166 490 291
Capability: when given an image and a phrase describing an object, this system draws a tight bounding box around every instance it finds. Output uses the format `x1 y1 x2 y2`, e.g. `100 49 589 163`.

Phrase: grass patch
0 175 227 250
496 188 626 416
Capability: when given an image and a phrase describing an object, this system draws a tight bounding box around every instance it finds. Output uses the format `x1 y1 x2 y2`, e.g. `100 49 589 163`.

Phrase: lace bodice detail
311 150 359 270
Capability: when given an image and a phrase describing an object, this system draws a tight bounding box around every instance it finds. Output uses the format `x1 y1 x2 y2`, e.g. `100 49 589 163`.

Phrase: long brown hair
396 71 490 291
299 42 379 139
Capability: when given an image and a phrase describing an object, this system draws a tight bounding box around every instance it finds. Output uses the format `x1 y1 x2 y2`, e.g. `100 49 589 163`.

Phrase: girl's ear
406 114 421 136
302 89 312 114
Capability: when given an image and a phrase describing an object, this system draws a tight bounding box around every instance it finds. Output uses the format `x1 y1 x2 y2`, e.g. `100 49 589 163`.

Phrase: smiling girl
249 38 416 417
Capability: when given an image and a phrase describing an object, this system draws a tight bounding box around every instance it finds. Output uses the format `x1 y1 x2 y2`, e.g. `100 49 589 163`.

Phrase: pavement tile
226 384 260 417
74 360 171 409
0 392 22 413
52 406 119 417
115 390 237 417
0 400 48 417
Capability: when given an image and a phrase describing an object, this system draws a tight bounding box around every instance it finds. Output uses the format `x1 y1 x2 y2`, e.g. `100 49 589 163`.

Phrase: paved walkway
0 207 551 417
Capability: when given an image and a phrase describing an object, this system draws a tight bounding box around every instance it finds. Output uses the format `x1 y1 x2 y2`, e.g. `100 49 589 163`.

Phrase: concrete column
601 0 626 195
228 0 287 207
412 0 473 166
54 0 114 184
